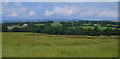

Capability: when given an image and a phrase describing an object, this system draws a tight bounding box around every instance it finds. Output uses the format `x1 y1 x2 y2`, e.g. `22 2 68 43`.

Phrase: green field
51 22 62 26
83 24 92 26
2 32 118 57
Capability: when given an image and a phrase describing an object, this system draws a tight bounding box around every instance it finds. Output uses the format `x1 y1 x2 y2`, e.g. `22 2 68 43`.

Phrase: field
2 32 118 57
51 22 62 26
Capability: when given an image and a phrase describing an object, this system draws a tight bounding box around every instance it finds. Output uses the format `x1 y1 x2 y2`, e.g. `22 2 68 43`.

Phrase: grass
8 25 28 30
51 22 62 26
83 24 92 26
21 25 28 28
7 25 17 30
0 32 2 58
2 32 118 57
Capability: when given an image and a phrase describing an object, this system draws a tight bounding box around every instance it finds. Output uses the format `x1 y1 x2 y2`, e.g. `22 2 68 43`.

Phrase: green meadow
51 22 62 26
2 32 118 57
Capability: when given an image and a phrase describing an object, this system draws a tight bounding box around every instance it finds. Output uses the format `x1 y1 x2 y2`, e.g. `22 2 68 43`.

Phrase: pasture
2 32 118 57
51 22 62 26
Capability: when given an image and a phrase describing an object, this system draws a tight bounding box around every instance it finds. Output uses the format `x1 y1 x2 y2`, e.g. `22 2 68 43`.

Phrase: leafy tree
2 26 9 32
93 26 100 36
117 24 120 28
103 28 112 36
87 28 94 35
12 27 21 32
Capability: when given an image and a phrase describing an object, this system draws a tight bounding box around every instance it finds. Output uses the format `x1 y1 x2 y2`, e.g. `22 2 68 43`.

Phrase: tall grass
2 32 118 57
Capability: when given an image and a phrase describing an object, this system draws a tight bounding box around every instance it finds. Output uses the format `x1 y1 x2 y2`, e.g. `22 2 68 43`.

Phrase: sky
2 0 120 2
2 2 118 21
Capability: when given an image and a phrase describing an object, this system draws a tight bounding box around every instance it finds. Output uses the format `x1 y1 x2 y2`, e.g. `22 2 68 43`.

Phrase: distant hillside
2 19 119 23
2 19 83 23
112 20 120 22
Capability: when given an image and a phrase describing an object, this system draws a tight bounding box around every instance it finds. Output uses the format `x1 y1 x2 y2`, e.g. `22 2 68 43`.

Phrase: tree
12 27 21 32
87 28 93 35
2 26 9 32
117 24 120 28
93 26 100 36
103 28 112 36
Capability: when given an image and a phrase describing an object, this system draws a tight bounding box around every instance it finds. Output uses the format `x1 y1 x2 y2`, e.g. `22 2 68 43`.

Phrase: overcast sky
2 2 118 20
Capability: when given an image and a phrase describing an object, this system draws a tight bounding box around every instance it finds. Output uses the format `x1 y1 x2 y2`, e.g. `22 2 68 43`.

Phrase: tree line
2 24 120 36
